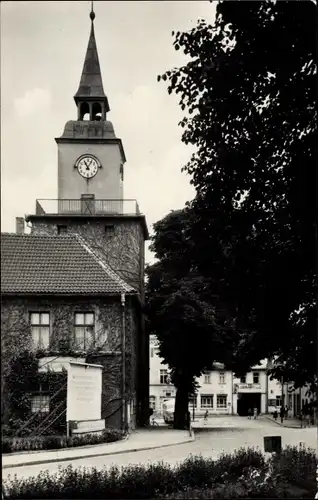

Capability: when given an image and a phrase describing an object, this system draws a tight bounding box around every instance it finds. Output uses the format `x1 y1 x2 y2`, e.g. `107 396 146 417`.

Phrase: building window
240 375 246 383
253 372 260 384
204 372 211 384
217 394 227 408
201 395 213 408
276 396 282 407
74 312 95 350
30 312 50 349
104 224 114 235
57 225 67 235
150 348 155 357
219 372 225 384
150 396 156 410
268 399 276 406
31 394 50 413
160 369 169 384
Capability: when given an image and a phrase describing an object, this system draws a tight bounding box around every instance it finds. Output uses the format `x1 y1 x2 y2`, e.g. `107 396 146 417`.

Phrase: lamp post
280 374 284 423
121 292 126 431
192 392 196 422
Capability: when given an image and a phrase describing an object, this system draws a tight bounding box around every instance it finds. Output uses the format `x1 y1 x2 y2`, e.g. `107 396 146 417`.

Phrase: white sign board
38 356 85 373
66 361 103 422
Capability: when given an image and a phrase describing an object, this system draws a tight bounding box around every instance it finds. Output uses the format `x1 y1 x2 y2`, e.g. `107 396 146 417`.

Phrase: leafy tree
159 1 316 391
145 209 238 429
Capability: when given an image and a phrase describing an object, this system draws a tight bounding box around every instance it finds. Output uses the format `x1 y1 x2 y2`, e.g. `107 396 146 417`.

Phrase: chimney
16 217 25 235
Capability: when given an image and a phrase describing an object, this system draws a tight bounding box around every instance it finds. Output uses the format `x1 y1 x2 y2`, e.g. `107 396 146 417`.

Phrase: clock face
76 155 100 179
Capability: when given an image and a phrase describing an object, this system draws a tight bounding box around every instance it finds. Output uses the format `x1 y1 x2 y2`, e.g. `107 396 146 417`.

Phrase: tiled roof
1 233 135 295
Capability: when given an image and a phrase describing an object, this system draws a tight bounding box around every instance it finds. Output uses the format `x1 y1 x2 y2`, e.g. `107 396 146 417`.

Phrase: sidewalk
264 415 312 429
2 427 193 469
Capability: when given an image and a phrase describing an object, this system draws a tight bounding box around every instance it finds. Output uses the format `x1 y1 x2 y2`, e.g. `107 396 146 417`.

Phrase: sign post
264 436 282 454
66 361 105 436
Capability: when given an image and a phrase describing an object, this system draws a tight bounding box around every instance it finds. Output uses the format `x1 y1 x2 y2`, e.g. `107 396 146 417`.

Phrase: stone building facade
149 335 233 416
1 233 146 430
149 336 314 417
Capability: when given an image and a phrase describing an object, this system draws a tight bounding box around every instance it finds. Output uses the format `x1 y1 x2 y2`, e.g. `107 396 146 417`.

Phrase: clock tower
56 8 125 202
26 6 148 293
21 4 149 430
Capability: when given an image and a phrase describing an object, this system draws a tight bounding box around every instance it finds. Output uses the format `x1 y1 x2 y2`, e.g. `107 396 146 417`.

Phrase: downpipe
121 292 126 431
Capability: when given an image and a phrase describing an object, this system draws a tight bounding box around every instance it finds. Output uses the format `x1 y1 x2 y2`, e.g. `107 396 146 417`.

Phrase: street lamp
281 374 284 423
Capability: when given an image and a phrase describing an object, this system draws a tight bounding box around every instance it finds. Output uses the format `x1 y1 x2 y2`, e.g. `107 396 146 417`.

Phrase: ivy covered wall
1 294 144 431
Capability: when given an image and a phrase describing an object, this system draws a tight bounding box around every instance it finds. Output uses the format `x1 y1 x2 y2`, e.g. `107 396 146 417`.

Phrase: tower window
92 102 102 121
79 102 90 120
57 225 67 235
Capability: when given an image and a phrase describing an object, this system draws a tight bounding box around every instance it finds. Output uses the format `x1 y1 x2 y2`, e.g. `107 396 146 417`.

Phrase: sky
1 0 216 263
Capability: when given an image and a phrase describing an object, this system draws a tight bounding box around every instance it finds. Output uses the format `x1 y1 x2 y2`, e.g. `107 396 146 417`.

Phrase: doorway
237 393 261 416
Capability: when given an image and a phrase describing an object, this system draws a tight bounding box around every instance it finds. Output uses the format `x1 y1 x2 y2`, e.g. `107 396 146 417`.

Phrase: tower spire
90 1 95 21
74 1 110 119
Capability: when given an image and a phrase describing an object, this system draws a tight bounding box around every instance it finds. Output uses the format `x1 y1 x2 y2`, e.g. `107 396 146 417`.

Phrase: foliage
158 0 316 389
4 445 316 498
4 351 39 424
2 351 68 437
145 209 238 428
212 447 266 480
157 481 311 499
2 428 124 454
268 444 317 485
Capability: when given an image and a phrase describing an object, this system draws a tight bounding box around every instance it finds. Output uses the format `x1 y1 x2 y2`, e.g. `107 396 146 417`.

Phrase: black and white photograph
1 1 317 498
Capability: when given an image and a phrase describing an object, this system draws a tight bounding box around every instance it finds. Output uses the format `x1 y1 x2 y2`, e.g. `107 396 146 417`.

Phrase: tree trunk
173 384 189 429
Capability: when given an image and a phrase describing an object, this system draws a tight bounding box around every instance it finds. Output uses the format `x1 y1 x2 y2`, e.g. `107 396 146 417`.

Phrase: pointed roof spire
74 2 110 112
90 1 95 21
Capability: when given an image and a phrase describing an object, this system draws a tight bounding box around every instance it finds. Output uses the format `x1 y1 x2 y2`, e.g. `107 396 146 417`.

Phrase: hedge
2 428 124 454
3 445 316 499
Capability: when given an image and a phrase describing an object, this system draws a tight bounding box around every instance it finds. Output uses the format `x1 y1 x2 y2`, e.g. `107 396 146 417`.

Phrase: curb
3 436 195 470
2 434 129 458
264 416 302 429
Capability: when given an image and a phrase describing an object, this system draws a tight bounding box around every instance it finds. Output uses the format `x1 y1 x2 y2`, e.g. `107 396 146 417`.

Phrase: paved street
3 416 316 482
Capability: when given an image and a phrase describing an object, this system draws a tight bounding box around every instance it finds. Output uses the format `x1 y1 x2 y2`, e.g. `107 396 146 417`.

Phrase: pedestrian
301 406 307 427
280 406 285 423
284 405 289 419
253 407 258 419
247 408 252 420
309 407 314 426
273 410 278 421
204 409 209 424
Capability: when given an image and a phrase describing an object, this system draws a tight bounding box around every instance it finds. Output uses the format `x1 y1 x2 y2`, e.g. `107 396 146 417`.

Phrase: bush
2 428 124 454
212 446 266 481
2 419 33 438
157 481 312 498
268 444 317 486
175 455 216 489
3 446 316 499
